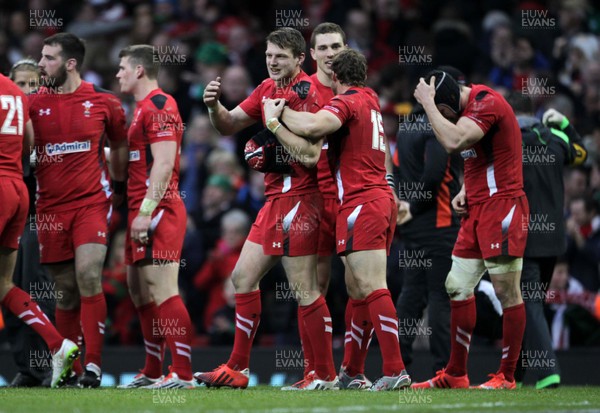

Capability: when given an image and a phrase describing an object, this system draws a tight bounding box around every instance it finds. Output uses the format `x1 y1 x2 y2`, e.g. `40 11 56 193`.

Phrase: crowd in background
0 0 599 349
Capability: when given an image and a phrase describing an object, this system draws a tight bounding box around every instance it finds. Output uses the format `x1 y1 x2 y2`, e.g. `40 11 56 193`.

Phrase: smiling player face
265 42 303 86
311 32 345 77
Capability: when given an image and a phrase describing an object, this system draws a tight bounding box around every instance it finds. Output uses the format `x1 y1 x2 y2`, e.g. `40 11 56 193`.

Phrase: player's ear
310 48 316 61
136 65 144 79
297 52 305 66
65 58 77 72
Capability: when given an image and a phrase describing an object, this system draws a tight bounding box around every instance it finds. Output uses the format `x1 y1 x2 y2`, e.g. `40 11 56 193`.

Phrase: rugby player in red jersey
279 23 373 391
411 71 528 389
264 49 410 391
0 72 80 388
29 33 128 387
116 45 194 389
195 27 337 390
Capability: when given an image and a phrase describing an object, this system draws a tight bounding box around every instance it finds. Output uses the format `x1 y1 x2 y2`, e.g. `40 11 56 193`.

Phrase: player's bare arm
131 140 177 244
204 76 255 135
263 98 322 168
414 77 484 153
23 119 34 157
280 106 341 141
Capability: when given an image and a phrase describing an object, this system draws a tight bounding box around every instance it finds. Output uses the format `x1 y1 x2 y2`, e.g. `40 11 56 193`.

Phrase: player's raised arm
414 76 484 153
204 76 255 135
262 98 322 168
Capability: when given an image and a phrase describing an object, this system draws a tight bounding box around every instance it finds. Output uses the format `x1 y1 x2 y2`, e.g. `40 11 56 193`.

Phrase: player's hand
263 98 286 120
414 76 436 106
397 200 413 225
542 108 566 127
452 190 468 215
131 214 152 245
203 77 222 109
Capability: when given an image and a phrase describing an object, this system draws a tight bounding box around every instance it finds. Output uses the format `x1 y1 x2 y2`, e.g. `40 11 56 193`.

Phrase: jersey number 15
370 109 385 152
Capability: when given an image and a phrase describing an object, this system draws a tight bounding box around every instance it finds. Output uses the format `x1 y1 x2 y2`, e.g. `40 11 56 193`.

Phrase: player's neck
459 86 471 111
336 83 352 95
316 69 332 88
276 68 301 88
133 79 160 102
60 74 82 94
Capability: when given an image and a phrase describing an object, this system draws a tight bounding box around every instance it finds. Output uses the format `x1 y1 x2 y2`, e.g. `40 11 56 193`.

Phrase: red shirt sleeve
239 81 266 121
105 94 127 142
462 91 499 135
321 95 352 125
143 100 181 144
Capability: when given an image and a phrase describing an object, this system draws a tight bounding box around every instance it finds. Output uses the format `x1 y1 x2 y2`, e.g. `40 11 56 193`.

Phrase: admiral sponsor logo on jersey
45 140 91 155
129 150 140 162
460 148 477 160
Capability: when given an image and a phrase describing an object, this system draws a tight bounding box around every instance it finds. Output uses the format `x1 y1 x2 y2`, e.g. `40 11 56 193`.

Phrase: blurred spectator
193 209 250 332
188 41 229 104
208 277 236 345
236 169 266 219
220 65 253 109
191 174 237 255
565 196 600 292
206 148 244 188
180 114 220 212
546 258 600 348
564 167 588 208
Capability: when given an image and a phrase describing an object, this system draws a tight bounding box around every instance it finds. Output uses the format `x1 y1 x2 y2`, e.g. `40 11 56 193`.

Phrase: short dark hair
310 22 346 48
331 49 367 87
506 91 533 115
43 33 85 72
119 45 159 79
266 28 305 58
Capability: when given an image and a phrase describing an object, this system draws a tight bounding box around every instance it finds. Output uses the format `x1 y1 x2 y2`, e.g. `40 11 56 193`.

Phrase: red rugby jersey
321 87 392 208
126 89 183 211
239 70 321 199
459 84 525 205
0 74 29 179
310 73 337 200
28 81 127 212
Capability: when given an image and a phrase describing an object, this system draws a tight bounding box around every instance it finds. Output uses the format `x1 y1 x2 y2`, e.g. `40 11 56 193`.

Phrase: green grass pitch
1 386 600 413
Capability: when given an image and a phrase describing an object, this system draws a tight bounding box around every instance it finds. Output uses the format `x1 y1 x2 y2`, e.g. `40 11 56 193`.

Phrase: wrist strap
386 173 396 192
560 116 569 130
139 198 158 216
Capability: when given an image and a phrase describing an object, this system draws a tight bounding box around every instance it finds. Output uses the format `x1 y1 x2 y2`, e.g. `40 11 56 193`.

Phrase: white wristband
139 198 158 216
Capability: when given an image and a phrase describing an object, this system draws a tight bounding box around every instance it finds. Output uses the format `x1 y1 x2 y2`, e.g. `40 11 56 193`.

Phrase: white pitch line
204 400 597 413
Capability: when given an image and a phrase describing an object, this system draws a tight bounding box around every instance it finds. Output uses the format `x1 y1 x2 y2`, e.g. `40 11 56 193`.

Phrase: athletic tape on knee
445 256 486 300
484 257 523 274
